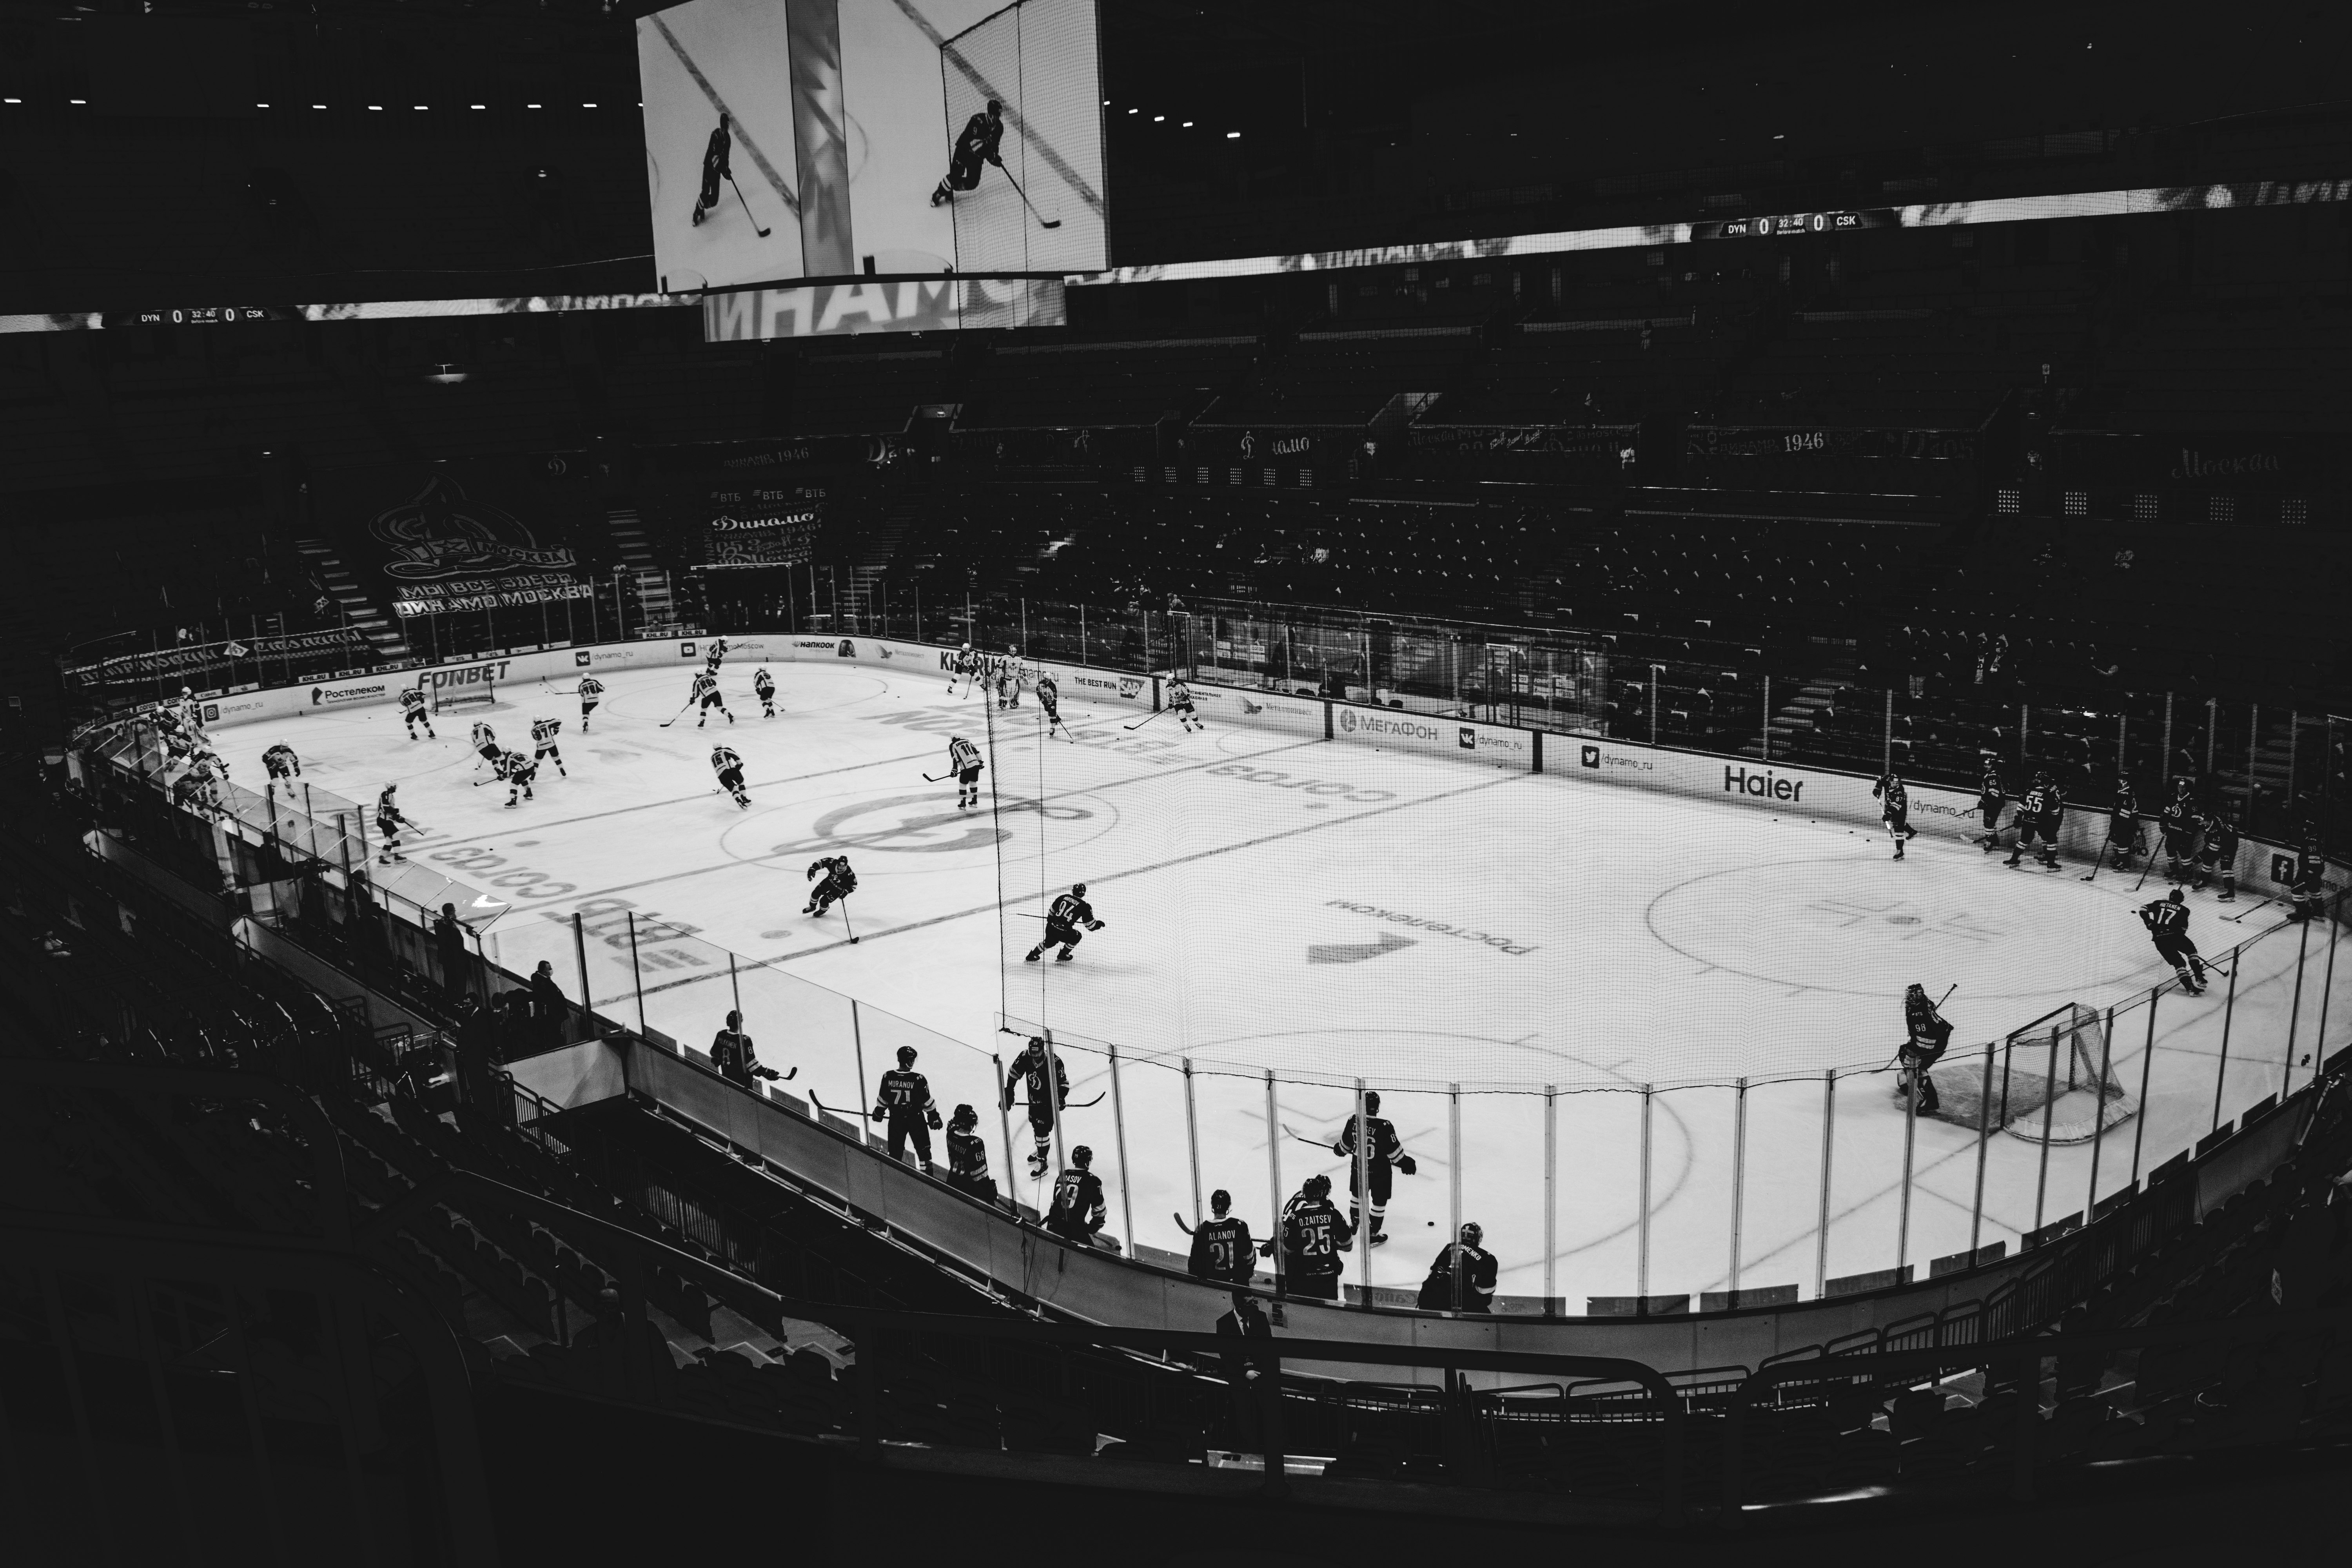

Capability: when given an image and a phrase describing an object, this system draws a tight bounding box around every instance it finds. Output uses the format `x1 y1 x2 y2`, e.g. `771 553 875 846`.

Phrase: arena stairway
293 535 411 660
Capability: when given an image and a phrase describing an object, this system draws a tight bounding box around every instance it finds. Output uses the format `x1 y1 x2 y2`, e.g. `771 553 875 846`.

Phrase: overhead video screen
637 0 1108 294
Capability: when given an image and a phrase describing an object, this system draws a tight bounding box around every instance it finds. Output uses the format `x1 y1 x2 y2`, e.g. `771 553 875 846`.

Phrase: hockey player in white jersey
946 735 984 810
398 684 435 739
691 669 733 726
530 715 567 777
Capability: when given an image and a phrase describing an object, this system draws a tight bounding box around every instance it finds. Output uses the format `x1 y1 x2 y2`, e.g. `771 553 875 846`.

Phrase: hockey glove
927 1110 943 1129
1396 1154 1418 1176
1089 919 1107 931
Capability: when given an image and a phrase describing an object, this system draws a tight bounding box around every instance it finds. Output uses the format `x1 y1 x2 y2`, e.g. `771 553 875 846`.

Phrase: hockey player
1046 1145 1109 1249
929 98 1004 208
947 734 984 811
1416 1223 1499 1314
1331 1091 1417 1247
1024 882 1105 963
2101 778 2143 872
704 637 729 675
398 684 435 739
1275 1173 1353 1301
2159 786 2203 883
262 742 301 781
2196 808 2242 898
576 675 604 731
2288 822 2328 920
174 686 203 736
497 750 537 809
1872 770 1918 859
711 744 749 809
174 753 224 815
469 720 500 769
2139 887 2208 993
1001 1034 1070 1179
1895 982 1952 1116
995 650 1020 710
2005 771 2061 871
1167 675 1203 733
1976 759 2007 853
1036 672 1065 737
803 854 857 917
690 112 731 227
691 669 733 726
375 782 413 864
948 642 980 695
710 1010 782 1090
529 715 567 777
753 667 778 718
944 1105 997 1203
871 1046 941 1174
1187 1190 1256 1284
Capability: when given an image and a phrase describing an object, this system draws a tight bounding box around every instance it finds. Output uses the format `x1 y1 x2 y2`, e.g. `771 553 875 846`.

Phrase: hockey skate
1055 950 1074 962
1023 947 1042 962
1893 843 1905 860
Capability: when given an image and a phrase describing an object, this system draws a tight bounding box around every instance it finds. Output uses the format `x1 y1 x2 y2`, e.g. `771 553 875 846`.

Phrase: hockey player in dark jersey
1332 1091 1417 1247
1872 770 1918 860
530 715 567 777
2196 808 2242 898
2159 788 2202 883
944 1105 997 1203
1276 1173 1353 1301
929 99 1004 207
2288 823 2328 920
1024 883 1105 963
947 735 984 810
1036 673 1065 737
1002 1035 1071 1178
399 684 435 738
710 1010 783 1089
690 113 731 227
1167 675 1203 733
262 742 300 780
1895 982 1952 1115
871 1046 941 1174
470 720 500 769
753 667 777 718
496 750 537 808
576 675 603 731
1417 1223 1499 1314
711 744 749 808
1976 760 2007 852
803 854 856 917
375 782 413 864
1046 1145 1109 1249
2100 778 2143 873
2139 887 2208 993
704 637 729 675
2004 772 2061 871
1187 1189 1255 1284
691 669 733 726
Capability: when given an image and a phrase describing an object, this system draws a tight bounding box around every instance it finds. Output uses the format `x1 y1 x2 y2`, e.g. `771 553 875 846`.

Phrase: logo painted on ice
773 793 1097 856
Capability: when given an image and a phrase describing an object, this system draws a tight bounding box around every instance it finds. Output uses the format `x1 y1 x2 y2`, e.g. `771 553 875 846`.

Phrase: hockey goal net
427 675 497 715
1929 1002 2137 1145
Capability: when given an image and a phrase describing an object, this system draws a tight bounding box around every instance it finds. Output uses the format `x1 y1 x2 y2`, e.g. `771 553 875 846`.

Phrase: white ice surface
207 660 2350 1305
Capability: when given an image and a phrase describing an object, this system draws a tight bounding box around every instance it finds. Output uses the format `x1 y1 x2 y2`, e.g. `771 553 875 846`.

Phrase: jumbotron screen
637 0 1108 293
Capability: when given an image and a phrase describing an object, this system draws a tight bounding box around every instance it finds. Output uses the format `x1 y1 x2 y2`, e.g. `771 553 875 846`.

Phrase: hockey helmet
1071 882 1087 896
1070 1144 1093 1167
2034 769 2053 786
1362 1091 1381 1113
1459 1222 1483 1246
1305 1173 1332 1198
2168 887 2185 904
986 98 1002 115
896 1045 918 1066
181 686 192 697
1209 1188 1232 1213
726 1010 742 1029
950 1103 977 1128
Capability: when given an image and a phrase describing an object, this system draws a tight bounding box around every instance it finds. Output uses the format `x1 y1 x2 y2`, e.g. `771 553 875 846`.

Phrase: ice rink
208 658 2352 1306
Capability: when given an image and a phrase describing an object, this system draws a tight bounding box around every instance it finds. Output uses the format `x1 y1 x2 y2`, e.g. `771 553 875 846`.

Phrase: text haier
1725 766 1804 802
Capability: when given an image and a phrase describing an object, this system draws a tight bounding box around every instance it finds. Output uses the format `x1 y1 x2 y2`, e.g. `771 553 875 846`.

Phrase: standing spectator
528 960 566 1049
1214 1289 1274 1445
1187 1189 1256 1285
1416 1223 1499 1314
453 998 509 1131
433 904 470 1002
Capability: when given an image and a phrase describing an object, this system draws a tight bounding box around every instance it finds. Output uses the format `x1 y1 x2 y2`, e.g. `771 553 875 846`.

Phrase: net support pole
2206 697 2217 776
2307 893 2342 1100
1182 1058 1202 1226
2211 960 2239 1131
1729 1077 1749 1295
1263 1070 1285 1295
2130 988 2159 1182
728 952 741 1022
2161 693 2174 791
1448 1083 1464 1313
1109 1044 1135 1259
1969 1042 1995 1260
2247 703 2261 816
1543 1085 1558 1312
993 1056 1017 1207
626 911 647 1037
2020 703 2029 768
1079 603 1087 666
2282 913 2314 1100
1044 1029 1065 1179
2033 1024 2060 1232
1883 688 1894 774
1813 1070 1836 1298
1355 1080 1373 1306
572 913 593 1039
1637 1085 1655 1301
1760 675 1771 761
2117 713 2127 780
1896 1068 1920 1275
2086 1006 2118 1215
2287 710 2299 811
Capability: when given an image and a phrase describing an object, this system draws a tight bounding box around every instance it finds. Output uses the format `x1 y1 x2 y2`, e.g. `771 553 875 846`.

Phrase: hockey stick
725 172 771 238
1277 1122 1337 1151
999 166 1062 229
658 701 695 729
1008 1094 1106 1111
2223 898 2274 923
840 899 858 945
1172 1212 1195 1236
1123 709 1167 732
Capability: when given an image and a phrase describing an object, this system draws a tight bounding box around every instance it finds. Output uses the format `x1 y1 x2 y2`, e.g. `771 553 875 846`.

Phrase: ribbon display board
1684 426 1980 463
